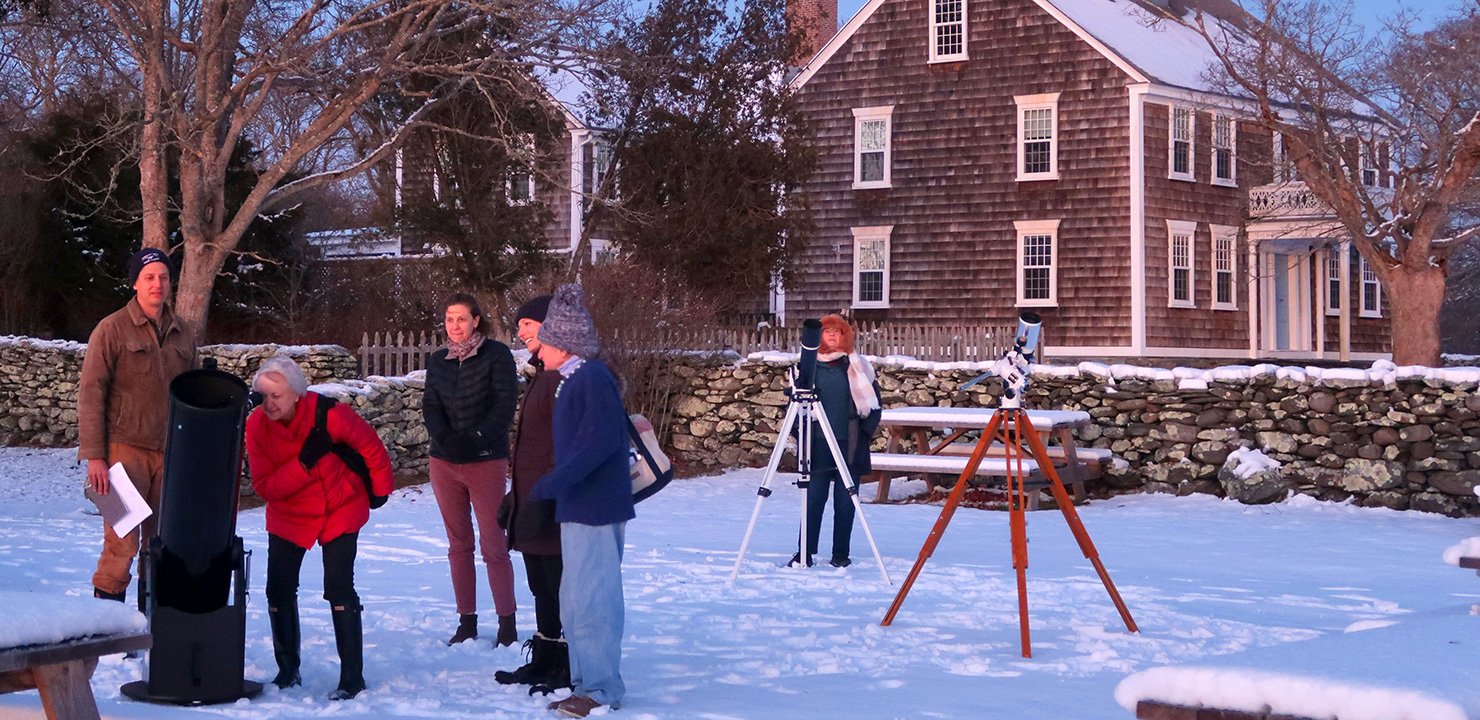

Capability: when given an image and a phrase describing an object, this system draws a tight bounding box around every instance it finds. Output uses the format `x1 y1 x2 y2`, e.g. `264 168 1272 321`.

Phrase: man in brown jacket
79 248 196 602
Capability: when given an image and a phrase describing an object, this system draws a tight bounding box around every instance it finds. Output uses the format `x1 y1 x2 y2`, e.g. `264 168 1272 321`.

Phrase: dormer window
929 0 967 63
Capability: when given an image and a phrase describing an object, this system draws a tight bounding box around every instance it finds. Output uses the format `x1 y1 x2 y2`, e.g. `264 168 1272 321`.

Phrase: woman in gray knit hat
529 283 633 718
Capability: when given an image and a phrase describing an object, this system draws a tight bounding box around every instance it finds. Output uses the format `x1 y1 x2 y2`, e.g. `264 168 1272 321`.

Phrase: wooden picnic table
866 406 1105 507
0 631 151 720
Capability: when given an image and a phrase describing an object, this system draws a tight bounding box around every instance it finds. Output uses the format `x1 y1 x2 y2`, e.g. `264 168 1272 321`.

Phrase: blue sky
831 0 1455 36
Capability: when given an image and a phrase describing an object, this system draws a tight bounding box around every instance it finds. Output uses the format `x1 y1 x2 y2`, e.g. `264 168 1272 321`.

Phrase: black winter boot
268 603 302 689
494 636 541 685
448 613 477 645
328 605 365 701
528 636 572 696
496 613 517 647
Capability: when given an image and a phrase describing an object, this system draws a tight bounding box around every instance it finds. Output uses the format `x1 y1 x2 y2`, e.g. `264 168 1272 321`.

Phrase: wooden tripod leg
1020 418 1140 634
881 412 1007 626
1006 412 1032 658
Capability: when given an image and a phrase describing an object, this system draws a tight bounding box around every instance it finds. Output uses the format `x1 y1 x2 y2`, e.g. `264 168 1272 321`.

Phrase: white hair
252 356 309 398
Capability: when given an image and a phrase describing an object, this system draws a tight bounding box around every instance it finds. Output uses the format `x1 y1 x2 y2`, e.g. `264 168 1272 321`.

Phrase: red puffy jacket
246 392 395 549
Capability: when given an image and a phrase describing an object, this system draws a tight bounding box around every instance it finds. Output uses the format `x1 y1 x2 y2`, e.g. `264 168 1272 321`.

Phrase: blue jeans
559 522 626 707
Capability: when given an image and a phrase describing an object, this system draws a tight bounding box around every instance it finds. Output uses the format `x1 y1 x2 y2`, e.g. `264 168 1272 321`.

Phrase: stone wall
661 356 1480 518
11 331 1480 517
0 336 359 448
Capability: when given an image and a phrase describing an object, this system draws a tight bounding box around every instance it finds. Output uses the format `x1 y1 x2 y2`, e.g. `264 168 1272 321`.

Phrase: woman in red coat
246 356 394 700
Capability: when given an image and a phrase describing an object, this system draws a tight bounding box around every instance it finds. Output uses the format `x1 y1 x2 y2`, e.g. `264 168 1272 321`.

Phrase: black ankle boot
528 636 571 695
448 613 477 645
328 605 365 700
496 613 517 647
268 603 301 689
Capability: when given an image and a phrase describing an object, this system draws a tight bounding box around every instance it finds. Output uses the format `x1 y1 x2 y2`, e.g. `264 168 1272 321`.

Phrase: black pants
522 552 563 639
266 533 361 610
804 468 855 562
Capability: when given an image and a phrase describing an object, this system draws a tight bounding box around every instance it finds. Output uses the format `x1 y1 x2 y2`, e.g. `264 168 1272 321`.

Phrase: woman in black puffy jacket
423 293 519 646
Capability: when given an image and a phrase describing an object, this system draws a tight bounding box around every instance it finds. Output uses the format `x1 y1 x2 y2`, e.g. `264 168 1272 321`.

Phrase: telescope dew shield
122 364 262 705
1015 311 1043 358
795 319 823 392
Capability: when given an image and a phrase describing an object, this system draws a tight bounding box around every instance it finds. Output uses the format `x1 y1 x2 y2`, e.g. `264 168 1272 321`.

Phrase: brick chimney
788 0 838 67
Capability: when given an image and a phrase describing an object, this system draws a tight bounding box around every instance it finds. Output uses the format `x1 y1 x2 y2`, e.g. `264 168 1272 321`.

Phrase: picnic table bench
864 406 1102 507
0 592 150 720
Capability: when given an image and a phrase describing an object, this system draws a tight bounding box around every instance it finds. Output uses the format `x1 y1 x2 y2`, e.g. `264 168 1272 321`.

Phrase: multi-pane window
1212 115 1235 186
509 168 534 203
853 107 893 188
1274 132 1296 182
1168 220 1196 307
852 226 892 308
930 0 967 61
1360 142 1380 187
1015 93 1060 181
1015 219 1060 306
1327 247 1342 315
1170 106 1194 181
1212 226 1236 310
1360 255 1381 317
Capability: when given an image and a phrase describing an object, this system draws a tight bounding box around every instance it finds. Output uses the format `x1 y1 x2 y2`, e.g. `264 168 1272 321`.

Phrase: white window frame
928 0 968 62
1360 254 1382 318
1359 141 1381 188
1211 115 1236 187
851 226 893 309
1169 105 1195 182
852 106 894 190
1326 247 1342 316
1211 224 1237 311
508 169 536 205
1014 219 1061 307
1014 93 1060 182
1274 131 1296 183
1167 220 1197 308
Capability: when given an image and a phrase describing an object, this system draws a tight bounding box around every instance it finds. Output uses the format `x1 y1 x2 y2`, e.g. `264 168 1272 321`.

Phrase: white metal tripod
730 386 892 585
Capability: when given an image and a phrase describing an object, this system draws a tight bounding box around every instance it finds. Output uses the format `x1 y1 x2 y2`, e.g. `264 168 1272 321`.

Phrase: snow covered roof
793 0 1248 98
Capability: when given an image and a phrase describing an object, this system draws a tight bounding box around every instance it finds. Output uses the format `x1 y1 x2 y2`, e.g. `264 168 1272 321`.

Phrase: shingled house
781 0 1391 362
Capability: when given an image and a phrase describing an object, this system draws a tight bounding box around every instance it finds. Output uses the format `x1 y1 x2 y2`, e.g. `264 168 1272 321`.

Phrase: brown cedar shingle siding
1142 102 1250 350
792 0 1134 346
543 134 574 251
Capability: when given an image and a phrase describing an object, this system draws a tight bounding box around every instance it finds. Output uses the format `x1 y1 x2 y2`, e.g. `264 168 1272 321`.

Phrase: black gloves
300 428 334 470
368 494 389 510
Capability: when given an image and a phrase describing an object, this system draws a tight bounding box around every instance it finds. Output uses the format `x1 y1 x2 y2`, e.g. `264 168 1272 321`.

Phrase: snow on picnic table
3 446 1480 719
0 591 145 649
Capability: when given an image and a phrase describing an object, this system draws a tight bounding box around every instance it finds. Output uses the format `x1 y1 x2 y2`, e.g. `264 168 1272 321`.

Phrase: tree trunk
173 239 227 345
1384 263 1447 366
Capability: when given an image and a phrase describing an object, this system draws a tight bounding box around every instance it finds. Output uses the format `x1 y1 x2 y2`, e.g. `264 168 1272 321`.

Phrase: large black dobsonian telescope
122 359 264 705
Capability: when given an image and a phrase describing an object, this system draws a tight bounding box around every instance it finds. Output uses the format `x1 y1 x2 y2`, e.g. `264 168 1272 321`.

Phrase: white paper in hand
84 463 153 536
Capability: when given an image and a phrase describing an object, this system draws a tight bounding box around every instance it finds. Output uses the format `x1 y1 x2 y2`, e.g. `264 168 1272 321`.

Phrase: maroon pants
429 457 516 617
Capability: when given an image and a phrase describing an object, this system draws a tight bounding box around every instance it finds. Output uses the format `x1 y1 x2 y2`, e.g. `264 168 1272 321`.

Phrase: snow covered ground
4 446 1480 719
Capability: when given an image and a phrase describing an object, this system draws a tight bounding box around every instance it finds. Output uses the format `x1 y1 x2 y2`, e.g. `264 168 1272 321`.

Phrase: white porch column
1339 238 1351 362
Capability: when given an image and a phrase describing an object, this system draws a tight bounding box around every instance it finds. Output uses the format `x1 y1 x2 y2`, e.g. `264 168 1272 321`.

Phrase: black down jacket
423 338 519 464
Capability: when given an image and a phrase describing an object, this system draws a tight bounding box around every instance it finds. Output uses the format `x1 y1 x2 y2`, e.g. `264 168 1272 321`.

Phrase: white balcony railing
1248 181 1394 222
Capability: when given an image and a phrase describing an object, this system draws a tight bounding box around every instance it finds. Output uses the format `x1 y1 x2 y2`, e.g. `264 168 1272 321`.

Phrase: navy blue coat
809 356 882 481
529 359 636 526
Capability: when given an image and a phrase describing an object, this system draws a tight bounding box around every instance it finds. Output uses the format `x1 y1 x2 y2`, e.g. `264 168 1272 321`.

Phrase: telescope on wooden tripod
730 318 892 585
879 312 1138 658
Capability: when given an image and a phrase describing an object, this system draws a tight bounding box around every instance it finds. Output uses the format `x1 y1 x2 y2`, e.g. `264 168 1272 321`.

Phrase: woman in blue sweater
528 284 632 719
